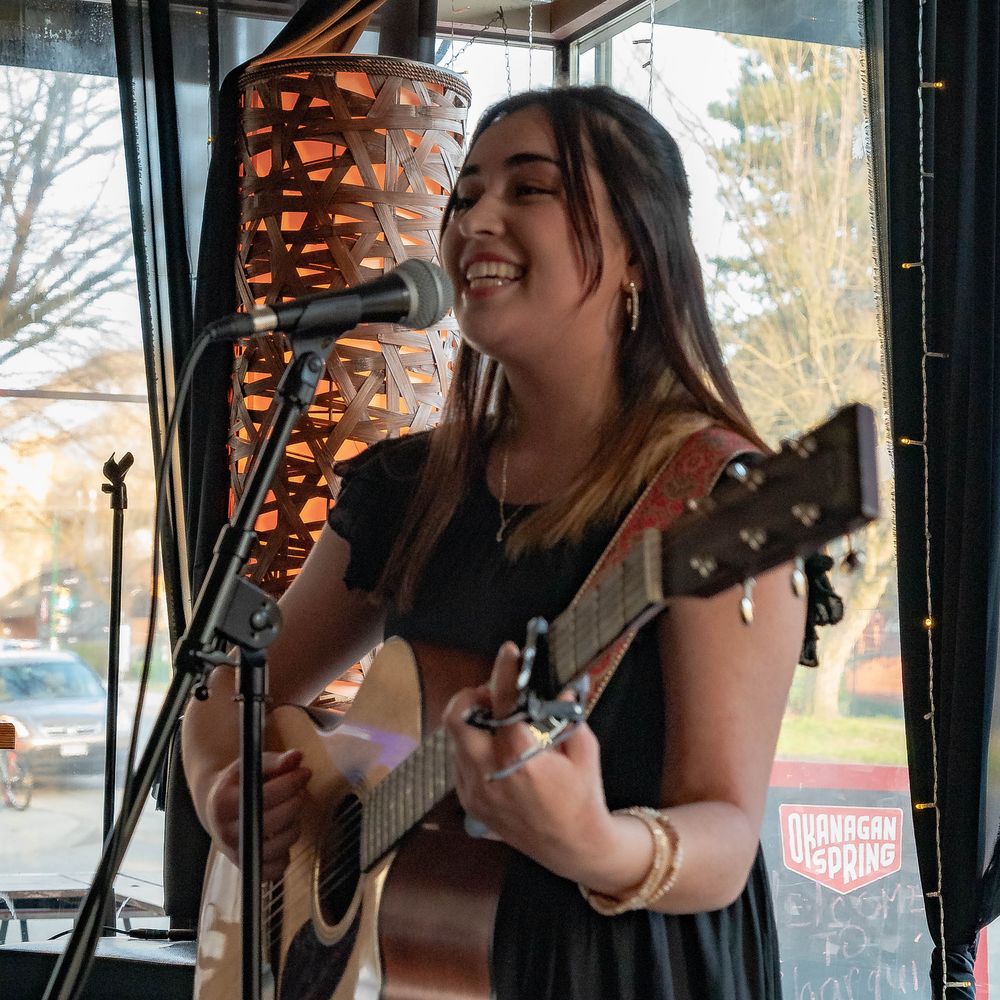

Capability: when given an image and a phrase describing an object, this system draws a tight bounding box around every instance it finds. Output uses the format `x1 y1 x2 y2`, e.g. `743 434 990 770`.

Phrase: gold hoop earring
624 281 640 334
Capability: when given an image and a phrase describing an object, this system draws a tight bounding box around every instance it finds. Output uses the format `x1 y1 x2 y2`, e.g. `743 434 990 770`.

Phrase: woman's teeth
469 276 514 289
465 261 524 289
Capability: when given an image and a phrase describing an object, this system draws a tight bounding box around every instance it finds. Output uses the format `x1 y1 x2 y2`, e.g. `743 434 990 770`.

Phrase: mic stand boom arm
44 333 339 1000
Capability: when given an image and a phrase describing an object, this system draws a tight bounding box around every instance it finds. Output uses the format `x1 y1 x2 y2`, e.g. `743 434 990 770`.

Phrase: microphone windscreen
396 258 455 328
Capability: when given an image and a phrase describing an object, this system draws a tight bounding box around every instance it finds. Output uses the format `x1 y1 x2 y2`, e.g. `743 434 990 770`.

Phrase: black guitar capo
465 617 589 779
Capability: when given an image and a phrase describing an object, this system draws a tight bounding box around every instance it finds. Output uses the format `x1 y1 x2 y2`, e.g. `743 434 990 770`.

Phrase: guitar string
267 713 581 927
263 803 385 932
280 729 448 906
263 714 585 930
264 699 616 923
262 769 441 927
268 705 631 922
264 792 450 931
261 727 446 922
265 706 592 926
262 794 368 926
293 737 456 912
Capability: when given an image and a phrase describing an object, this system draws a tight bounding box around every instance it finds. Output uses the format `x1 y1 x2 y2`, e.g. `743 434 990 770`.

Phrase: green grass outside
776 712 908 765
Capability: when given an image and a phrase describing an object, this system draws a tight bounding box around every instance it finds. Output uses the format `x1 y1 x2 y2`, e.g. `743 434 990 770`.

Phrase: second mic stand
43 333 338 1000
100 450 134 936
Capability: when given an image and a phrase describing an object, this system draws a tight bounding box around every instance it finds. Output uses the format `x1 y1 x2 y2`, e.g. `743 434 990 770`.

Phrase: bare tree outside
0 69 136 376
0 66 155 666
0 58 168 910
661 37 894 721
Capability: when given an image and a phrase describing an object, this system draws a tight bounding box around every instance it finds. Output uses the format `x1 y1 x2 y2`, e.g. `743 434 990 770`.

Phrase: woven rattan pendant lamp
229 8 471 598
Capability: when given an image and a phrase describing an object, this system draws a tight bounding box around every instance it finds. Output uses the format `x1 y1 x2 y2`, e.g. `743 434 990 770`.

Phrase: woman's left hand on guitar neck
444 642 656 902
444 567 804 915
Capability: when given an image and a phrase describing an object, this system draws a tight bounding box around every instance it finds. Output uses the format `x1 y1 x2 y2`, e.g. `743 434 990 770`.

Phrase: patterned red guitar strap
575 424 758 714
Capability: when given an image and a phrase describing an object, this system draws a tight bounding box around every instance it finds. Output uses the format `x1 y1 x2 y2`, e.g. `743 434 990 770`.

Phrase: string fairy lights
527 0 534 89
899 0 966 993
647 0 655 111
631 0 656 111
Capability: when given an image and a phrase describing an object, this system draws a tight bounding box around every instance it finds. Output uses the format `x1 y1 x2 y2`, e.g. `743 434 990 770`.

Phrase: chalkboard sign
765 763 934 999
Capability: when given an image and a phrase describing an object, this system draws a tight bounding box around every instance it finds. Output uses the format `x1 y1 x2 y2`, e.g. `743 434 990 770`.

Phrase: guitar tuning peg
791 556 807 598
791 502 822 528
785 435 818 460
727 461 750 483
690 555 718 579
740 577 756 625
685 495 717 513
739 527 767 552
725 461 763 490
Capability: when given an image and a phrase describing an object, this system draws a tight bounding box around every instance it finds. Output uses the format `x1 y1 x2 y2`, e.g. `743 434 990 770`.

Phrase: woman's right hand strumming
183 529 384 880
203 748 311 883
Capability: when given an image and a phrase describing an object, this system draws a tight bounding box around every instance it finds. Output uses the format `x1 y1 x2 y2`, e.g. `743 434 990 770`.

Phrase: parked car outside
0 648 107 777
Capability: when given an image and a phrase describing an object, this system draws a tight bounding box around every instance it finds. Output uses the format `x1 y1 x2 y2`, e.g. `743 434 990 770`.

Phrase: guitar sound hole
316 792 361 927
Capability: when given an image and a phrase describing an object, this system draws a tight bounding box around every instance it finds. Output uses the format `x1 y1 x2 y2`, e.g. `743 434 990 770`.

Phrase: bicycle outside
0 722 31 810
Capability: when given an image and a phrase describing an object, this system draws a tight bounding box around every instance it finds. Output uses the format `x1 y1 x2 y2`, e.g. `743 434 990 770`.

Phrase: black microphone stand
44 332 339 1000
100 450 134 935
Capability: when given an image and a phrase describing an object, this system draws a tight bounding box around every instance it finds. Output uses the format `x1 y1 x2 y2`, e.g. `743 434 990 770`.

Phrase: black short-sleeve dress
328 433 781 1000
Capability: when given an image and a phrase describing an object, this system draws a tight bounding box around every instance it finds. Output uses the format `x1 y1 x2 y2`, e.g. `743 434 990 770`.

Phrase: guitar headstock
520 404 879 704
662 403 879 599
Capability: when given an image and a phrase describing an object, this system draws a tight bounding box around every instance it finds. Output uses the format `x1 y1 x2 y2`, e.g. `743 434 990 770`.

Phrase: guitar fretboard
548 530 665 690
361 726 454 869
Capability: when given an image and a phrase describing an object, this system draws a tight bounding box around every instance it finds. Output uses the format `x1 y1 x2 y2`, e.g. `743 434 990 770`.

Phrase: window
435 33 554 133
0 6 169 938
574 4 932 994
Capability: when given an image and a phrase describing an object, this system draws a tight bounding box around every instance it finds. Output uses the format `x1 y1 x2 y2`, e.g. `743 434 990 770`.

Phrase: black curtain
877 0 1000 995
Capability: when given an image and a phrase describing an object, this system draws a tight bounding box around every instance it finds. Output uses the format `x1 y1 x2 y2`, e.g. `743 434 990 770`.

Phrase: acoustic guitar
194 404 878 1000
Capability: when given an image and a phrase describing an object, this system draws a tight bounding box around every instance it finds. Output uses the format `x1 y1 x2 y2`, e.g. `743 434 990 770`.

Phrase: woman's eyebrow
458 152 561 179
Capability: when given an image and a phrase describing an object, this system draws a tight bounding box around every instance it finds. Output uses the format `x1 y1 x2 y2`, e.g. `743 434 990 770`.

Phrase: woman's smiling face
441 105 632 370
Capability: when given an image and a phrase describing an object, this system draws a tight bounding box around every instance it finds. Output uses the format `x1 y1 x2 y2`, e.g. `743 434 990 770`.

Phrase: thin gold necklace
495 446 527 543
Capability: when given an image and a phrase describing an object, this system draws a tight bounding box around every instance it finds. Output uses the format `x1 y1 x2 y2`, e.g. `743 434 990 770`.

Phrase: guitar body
194 637 510 1000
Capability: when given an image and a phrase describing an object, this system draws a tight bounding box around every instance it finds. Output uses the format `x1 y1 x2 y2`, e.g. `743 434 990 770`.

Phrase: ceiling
207 0 633 43
434 0 631 41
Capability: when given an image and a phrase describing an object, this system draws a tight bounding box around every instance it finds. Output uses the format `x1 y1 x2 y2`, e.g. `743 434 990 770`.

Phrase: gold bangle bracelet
579 806 682 916
645 810 684 905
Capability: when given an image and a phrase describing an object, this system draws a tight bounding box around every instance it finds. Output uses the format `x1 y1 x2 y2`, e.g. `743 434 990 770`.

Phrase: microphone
205 258 454 342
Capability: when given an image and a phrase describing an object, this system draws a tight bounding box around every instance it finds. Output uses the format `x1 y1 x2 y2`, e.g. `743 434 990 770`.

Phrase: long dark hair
375 85 763 608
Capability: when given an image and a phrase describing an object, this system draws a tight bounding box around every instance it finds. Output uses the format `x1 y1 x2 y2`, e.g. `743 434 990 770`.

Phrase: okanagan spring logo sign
779 804 904 894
